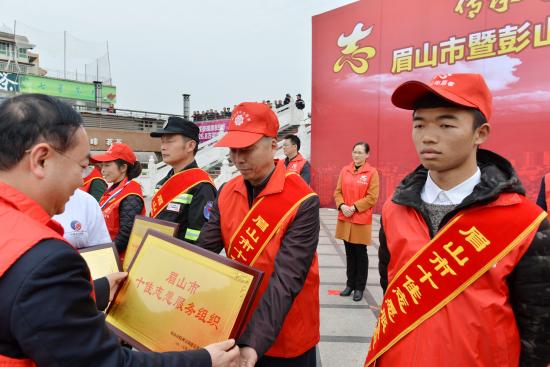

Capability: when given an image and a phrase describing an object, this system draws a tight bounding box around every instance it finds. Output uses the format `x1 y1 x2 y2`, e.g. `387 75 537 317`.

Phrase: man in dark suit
0 94 239 367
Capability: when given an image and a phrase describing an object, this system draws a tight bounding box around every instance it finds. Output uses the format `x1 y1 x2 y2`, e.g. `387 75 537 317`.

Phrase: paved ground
316 208 381 367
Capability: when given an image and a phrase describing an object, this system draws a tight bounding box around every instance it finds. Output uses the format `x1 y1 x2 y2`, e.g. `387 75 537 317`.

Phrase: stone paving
316 208 381 367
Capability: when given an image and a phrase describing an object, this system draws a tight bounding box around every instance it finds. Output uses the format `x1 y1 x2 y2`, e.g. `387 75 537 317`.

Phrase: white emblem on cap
234 113 245 126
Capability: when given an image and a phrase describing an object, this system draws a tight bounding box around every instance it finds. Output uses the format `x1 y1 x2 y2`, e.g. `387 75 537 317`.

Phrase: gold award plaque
80 243 122 280
122 215 179 271
106 230 262 352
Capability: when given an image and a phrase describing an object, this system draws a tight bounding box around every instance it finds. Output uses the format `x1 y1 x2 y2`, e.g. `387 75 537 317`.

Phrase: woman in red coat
92 143 145 256
334 142 379 301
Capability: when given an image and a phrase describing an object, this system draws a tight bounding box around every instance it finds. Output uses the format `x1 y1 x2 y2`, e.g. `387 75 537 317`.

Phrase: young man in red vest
149 117 216 244
0 94 239 366
367 74 550 366
197 102 320 367
282 134 311 184
536 174 550 215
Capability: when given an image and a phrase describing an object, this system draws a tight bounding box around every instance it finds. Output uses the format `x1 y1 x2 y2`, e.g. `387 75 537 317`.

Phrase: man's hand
105 272 127 301
238 346 258 367
205 339 240 367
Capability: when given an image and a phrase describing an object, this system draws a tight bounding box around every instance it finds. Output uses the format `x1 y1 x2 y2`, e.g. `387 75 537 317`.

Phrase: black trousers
344 241 368 291
256 346 317 367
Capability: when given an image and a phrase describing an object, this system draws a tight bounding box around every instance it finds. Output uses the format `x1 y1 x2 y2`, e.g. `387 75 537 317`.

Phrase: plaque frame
106 229 263 352
79 242 122 279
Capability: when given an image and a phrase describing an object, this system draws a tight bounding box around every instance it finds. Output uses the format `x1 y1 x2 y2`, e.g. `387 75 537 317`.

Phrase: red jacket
544 174 550 215
80 167 106 193
217 163 320 358
337 162 376 224
99 178 145 241
285 153 307 175
0 181 70 367
378 192 536 366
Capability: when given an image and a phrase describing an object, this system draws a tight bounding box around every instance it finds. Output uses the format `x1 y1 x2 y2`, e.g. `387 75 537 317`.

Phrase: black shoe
339 286 353 297
353 290 363 302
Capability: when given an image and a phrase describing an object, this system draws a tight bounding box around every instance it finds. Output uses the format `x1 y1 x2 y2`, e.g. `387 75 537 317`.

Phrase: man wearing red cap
197 102 320 367
365 74 550 367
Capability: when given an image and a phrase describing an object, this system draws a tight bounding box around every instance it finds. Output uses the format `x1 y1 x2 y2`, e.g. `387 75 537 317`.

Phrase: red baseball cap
391 73 492 121
91 143 137 164
215 102 279 148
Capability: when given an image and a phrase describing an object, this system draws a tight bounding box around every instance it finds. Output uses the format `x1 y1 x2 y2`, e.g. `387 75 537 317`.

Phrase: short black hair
284 134 301 151
0 94 83 170
413 93 487 130
182 136 199 156
114 159 142 180
353 141 370 154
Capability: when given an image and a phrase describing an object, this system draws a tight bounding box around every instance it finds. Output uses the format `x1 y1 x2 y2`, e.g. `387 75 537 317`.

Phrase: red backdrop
311 0 550 210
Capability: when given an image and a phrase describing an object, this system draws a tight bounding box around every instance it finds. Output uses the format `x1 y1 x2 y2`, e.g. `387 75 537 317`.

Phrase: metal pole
64 31 67 79
106 41 112 85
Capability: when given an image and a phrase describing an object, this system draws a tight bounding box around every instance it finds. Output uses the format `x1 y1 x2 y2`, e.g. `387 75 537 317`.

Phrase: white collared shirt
421 167 481 205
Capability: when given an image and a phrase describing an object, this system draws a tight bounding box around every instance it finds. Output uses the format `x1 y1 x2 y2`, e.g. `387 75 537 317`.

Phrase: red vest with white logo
217 162 320 358
286 153 307 175
99 178 145 241
377 192 536 366
337 162 376 224
544 174 550 215
80 167 106 193
0 181 90 367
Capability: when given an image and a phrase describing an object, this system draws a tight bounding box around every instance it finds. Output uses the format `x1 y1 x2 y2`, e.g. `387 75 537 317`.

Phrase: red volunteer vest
285 153 307 175
375 193 542 366
99 178 145 241
80 167 106 193
338 162 376 225
218 162 320 358
0 181 93 367
544 174 550 215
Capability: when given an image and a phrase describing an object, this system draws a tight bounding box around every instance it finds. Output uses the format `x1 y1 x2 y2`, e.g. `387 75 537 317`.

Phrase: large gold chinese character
391 47 413 74
385 299 398 323
379 308 388 333
392 287 409 314
239 235 255 252
467 30 497 60
252 215 269 232
403 275 421 305
454 0 483 20
459 226 490 252
443 241 469 266
440 36 466 65
489 0 522 13
333 23 376 74
415 42 438 68
534 16 550 48
429 251 457 276
498 22 531 54
372 320 381 346
245 227 260 243
417 264 438 289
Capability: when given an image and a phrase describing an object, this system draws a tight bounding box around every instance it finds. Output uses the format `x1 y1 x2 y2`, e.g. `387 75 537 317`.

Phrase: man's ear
474 123 490 146
28 143 52 179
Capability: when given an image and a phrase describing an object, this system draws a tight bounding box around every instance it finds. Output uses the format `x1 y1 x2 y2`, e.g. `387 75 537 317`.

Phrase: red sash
150 168 213 218
227 173 316 266
365 197 546 366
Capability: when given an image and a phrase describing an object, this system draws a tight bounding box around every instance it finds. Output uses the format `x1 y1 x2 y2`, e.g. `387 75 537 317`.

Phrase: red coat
336 162 376 225
80 167 106 193
218 163 320 358
378 192 536 366
99 178 145 241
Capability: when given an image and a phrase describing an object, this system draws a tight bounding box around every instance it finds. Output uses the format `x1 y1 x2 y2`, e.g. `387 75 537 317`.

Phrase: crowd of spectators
192 93 305 122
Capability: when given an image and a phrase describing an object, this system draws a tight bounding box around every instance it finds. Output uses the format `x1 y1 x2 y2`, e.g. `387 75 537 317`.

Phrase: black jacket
154 161 217 244
378 149 550 366
0 239 211 366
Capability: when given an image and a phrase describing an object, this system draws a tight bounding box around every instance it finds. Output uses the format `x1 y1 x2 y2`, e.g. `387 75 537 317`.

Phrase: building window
17 48 27 60
0 42 7 56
